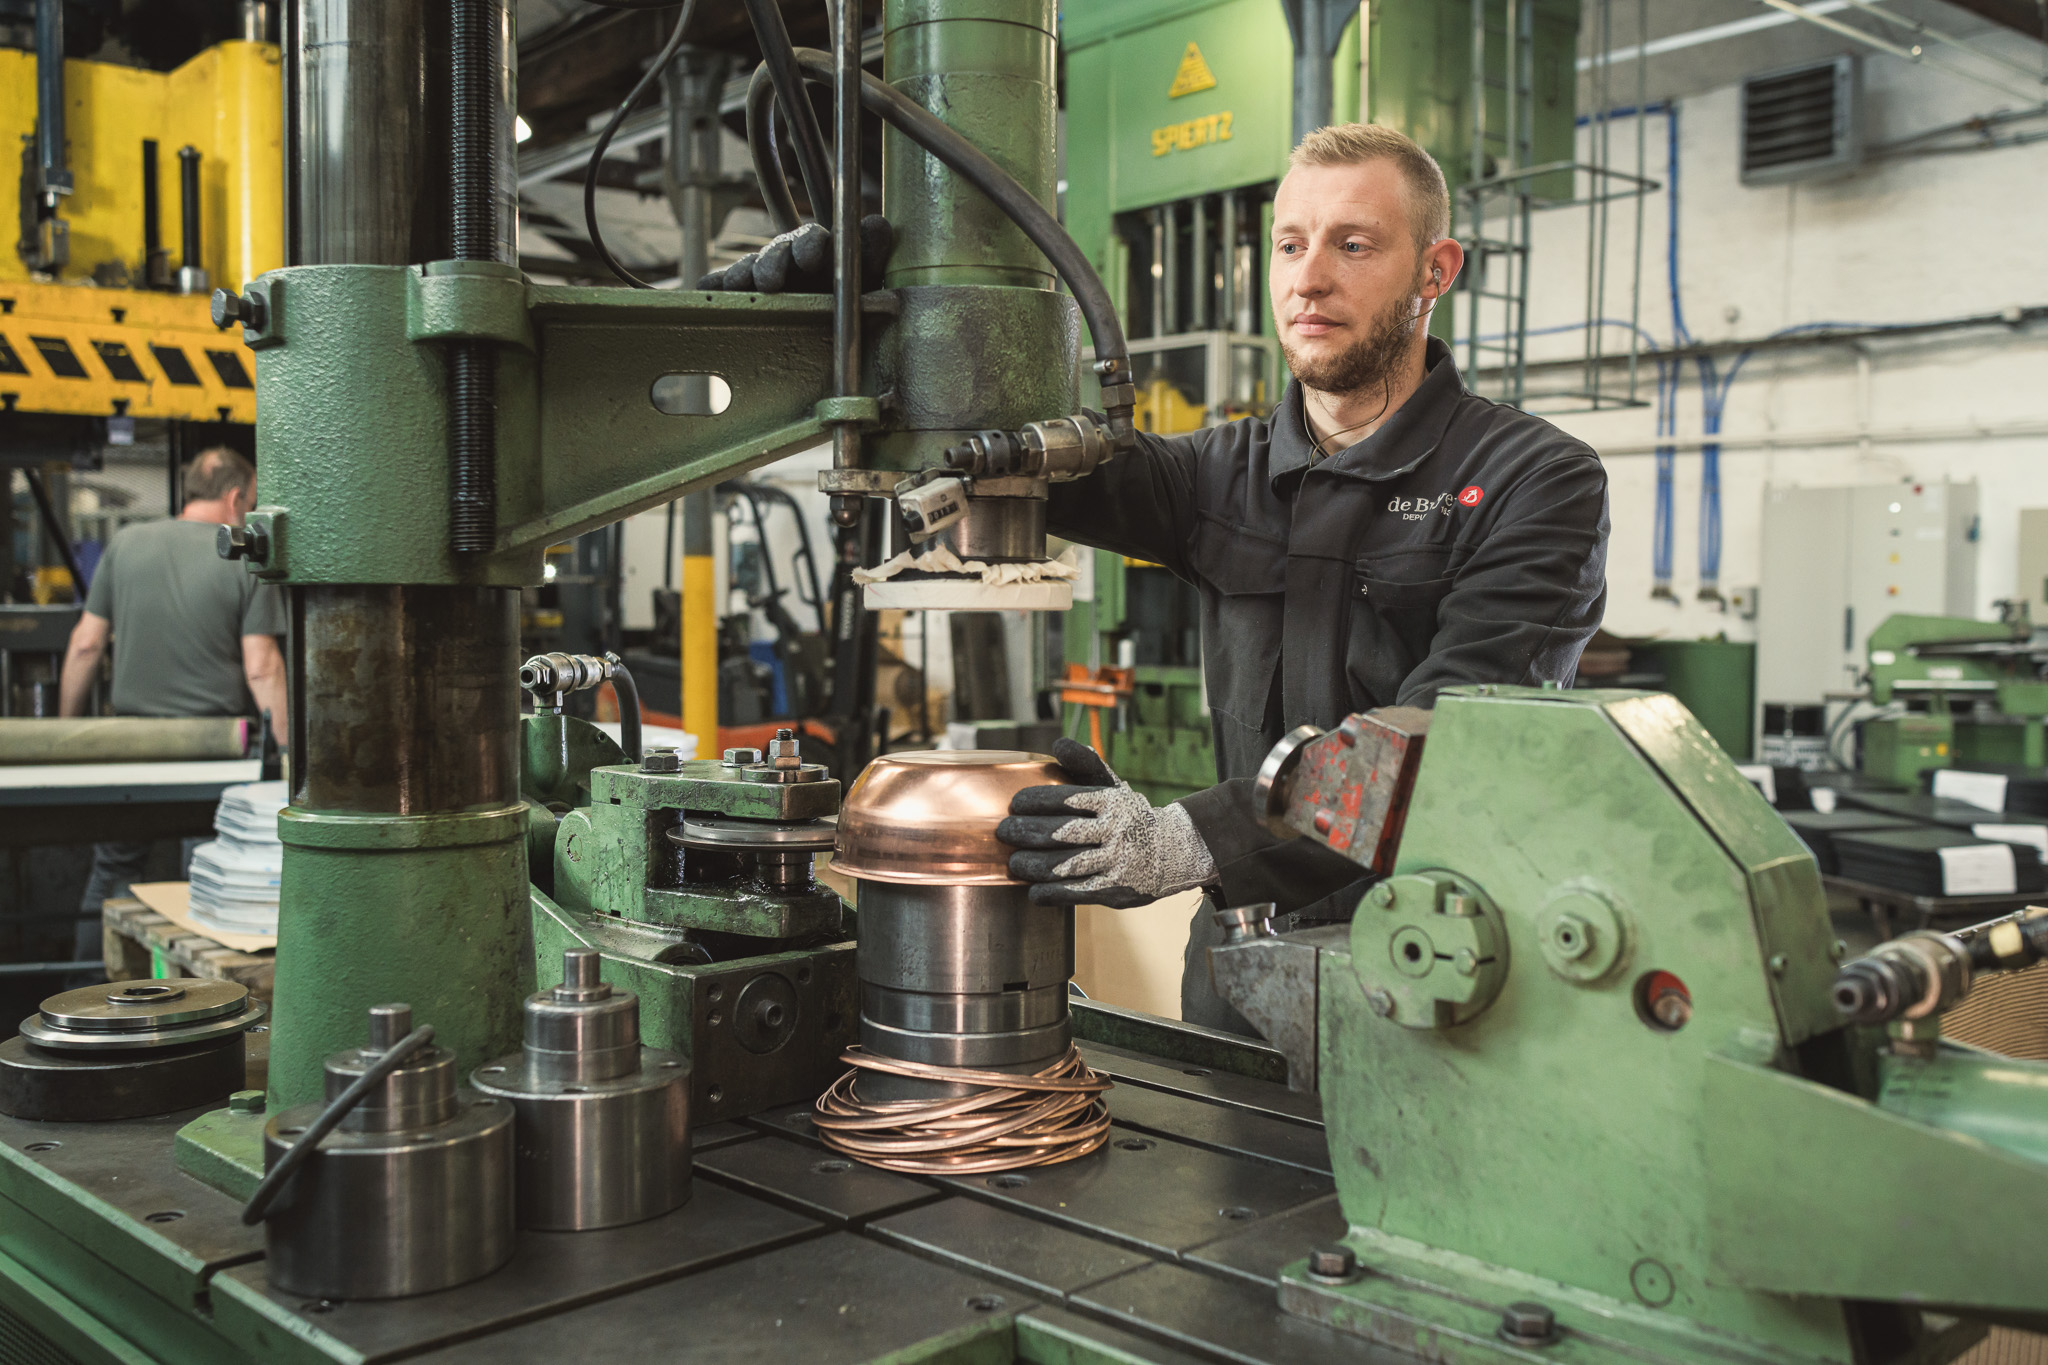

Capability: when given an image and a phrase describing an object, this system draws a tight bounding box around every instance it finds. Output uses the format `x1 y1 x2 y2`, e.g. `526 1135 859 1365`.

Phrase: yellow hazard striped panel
0 281 255 423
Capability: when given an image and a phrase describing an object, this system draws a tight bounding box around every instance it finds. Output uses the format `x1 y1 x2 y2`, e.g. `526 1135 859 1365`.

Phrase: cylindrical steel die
470 1050 690 1231
262 1044 514 1300
855 881 1073 1085
470 950 690 1230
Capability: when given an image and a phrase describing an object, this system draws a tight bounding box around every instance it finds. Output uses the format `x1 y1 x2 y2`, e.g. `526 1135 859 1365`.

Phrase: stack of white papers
188 781 287 936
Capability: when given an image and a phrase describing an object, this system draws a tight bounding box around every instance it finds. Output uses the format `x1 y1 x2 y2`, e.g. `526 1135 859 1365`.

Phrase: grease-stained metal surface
0 995 1352 1364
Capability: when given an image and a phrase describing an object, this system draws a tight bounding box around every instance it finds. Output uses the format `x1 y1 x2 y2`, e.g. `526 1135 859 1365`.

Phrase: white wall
1484 35 2048 643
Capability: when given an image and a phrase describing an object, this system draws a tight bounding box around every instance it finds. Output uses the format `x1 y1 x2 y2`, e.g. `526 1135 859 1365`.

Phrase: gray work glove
997 738 1218 909
697 216 895 294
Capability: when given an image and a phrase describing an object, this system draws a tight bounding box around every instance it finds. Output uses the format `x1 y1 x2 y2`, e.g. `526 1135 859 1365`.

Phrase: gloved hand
697 215 895 294
997 738 1218 908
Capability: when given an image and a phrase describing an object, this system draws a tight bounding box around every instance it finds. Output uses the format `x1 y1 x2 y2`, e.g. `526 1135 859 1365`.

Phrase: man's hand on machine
696 216 895 294
997 738 1218 908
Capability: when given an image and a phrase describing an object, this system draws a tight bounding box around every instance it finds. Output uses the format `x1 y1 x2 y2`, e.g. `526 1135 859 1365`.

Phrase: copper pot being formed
833 750 1073 1097
832 750 1064 885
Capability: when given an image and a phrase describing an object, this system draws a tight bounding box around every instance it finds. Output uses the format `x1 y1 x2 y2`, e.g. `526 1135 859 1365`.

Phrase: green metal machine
1219 688 2048 1364
3 0 2044 1360
1860 610 2048 786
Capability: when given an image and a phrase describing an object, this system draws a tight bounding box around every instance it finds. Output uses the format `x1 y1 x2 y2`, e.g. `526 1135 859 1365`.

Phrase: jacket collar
1269 336 1466 493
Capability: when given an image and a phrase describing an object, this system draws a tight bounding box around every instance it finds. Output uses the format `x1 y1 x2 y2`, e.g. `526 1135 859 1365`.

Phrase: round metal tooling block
20 979 266 1051
0 1033 247 1122
937 494 1047 563
854 881 1074 1095
261 1094 515 1300
470 951 690 1230
669 817 837 852
833 750 1062 885
471 1052 690 1231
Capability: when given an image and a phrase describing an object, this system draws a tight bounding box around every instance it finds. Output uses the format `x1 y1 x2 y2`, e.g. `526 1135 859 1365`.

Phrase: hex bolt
1550 913 1592 960
1307 1245 1358 1282
641 747 681 773
210 287 265 332
1365 988 1396 1019
1370 882 1396 909
724 747 763 766
1500 1301 1557 1345
766 728 802 769
216 523 267 563
228 1089 266 1116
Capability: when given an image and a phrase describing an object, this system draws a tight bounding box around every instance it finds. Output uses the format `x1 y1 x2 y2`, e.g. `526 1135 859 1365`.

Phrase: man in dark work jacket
997 123 1609 1033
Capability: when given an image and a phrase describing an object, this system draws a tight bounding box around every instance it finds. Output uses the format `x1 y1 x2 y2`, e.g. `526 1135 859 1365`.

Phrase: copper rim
832 749 1061 885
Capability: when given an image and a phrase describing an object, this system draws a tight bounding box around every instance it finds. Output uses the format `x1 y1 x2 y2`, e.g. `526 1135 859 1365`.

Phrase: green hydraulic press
1860 609 2048 786
1219 688 2048 1365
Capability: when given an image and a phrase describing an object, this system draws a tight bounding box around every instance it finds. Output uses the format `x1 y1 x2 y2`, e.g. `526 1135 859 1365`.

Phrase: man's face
1269 159 1429 395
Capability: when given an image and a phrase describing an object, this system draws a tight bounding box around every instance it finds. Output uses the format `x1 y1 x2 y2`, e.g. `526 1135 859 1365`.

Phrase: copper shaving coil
812 1046 1113 1174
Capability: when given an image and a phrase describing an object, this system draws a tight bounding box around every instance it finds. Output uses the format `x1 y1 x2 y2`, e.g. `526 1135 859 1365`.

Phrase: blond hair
1289 123 1451 251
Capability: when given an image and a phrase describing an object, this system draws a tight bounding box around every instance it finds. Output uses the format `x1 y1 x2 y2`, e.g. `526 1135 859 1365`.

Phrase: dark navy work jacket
1047 337 1610 923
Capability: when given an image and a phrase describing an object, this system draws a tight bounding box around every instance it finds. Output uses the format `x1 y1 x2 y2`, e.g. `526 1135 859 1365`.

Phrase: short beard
1280 271 1426 399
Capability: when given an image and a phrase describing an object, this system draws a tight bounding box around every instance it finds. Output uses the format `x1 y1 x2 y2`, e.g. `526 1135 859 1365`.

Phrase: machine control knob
217 523 268 563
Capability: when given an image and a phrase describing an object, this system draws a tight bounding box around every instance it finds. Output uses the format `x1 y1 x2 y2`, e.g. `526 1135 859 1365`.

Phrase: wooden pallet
100 896 275 1001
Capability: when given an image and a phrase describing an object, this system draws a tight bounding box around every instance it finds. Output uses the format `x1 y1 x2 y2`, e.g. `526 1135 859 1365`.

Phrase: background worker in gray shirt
58 446 288 959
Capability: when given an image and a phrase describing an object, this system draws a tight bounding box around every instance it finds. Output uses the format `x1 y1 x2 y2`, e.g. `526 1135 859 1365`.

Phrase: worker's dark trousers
75 839 202 961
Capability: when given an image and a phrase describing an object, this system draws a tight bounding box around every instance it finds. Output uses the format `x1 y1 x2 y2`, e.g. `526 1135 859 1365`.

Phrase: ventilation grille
1740 56 1861 186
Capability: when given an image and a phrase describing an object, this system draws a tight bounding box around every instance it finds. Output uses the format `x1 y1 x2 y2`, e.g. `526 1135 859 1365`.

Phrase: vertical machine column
872 0 1078 561
266 0 528 1109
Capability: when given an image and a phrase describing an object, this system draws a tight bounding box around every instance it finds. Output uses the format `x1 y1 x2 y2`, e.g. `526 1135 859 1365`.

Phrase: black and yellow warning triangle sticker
1168 41 1217 99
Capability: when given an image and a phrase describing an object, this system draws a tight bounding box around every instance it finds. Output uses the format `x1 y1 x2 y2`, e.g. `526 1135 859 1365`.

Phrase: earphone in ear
1432 267 1443 284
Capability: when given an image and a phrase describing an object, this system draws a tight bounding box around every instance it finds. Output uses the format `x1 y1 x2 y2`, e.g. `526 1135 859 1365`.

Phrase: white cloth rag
852 543 1081 587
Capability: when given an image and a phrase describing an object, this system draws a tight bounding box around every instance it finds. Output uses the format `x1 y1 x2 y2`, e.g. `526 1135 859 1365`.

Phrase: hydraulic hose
738 0 835 229
745 65 802 236
603 652 643 762
783 49 1135 446
241 1024 437 1224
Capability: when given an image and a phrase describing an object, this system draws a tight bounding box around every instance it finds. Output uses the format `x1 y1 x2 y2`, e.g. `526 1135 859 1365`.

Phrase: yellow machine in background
2 37 279 426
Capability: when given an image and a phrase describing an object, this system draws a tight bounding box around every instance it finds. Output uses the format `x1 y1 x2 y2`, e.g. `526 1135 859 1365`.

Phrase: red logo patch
1457 485 1485 507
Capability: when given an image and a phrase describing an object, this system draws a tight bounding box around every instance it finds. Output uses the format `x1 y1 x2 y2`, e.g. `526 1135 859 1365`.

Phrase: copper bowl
832 750 1063 885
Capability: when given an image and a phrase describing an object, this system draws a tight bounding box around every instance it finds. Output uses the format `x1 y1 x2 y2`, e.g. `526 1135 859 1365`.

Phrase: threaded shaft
448 0 499 554
449 344 497 554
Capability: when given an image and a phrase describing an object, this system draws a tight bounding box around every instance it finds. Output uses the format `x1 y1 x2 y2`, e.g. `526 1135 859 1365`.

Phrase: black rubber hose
738 0 834 229
448 0 500 554
604 652 643 762
745 64 802 236
584 1 698 289
240 1025 436 1225
784 49 1134 441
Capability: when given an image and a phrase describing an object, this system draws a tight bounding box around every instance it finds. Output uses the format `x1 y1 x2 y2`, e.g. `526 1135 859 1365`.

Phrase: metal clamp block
406 260 535 348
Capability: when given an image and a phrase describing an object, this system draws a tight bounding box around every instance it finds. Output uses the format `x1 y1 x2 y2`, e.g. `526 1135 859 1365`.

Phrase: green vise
1217 686 2048 1365
531 719 856 1128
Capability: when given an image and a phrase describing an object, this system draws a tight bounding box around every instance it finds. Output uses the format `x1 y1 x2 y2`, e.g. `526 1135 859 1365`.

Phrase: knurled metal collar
20 979 267 1052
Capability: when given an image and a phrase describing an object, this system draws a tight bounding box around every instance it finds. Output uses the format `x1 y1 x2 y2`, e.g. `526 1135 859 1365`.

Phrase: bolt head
1454 947 1479 977
723 747 763 766
227 1089 265 1116
641 747 682 773
1550 913 1593 960
1306 1245 1357 1281
1370 882 1396 908
1501 1301 1556 1343
765 732 802 767
1366 987 1396 1019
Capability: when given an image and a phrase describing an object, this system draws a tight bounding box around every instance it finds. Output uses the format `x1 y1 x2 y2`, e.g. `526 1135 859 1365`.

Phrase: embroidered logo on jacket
1387 493 1458 522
